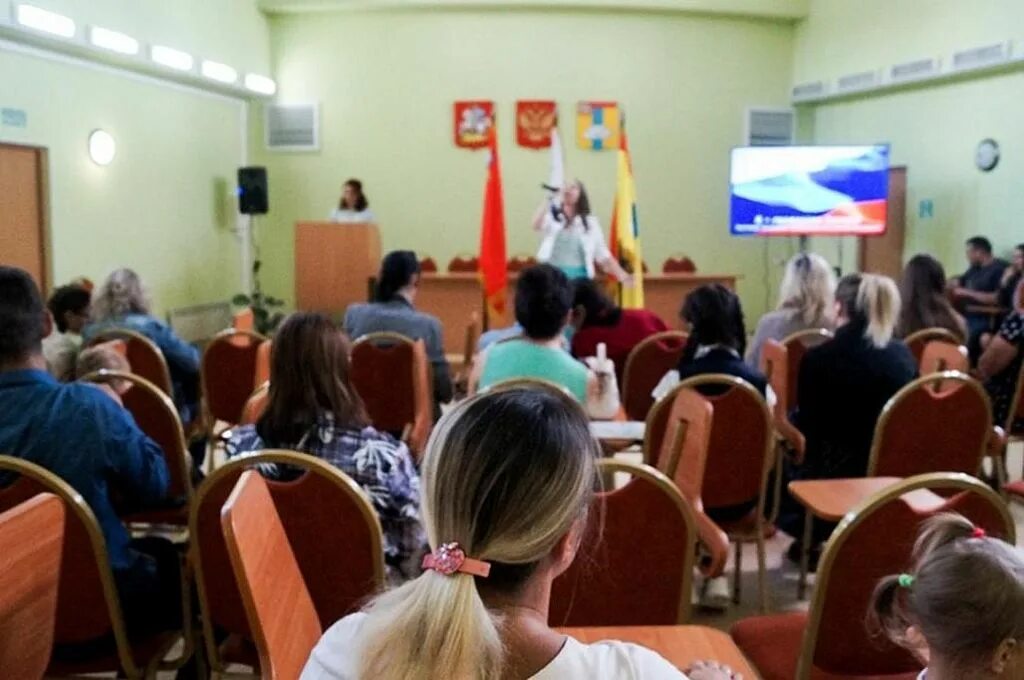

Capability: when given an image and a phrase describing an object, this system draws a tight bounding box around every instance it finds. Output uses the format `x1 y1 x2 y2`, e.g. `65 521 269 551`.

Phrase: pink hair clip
422 542 492 578
972 527 987 539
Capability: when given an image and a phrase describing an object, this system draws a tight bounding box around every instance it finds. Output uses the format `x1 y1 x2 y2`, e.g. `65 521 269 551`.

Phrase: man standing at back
0 266 179 646
950 236 1008 360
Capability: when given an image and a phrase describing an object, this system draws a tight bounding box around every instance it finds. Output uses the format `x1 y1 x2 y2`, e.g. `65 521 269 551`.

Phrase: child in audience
869 513 1024 679
302 386 738 680
76 342 131 405
42 283 91 381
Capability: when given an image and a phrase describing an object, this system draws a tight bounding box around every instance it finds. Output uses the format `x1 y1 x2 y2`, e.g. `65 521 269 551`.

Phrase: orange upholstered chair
549 460 697 626
239 382 270 426
0 456 188 678
506 254 537 273
418 256 438 273
191 450 385 676
221 471 322 680
202 329 269 429
86 327 173 398
447 254 479 273
0 493 65 680
904 327 962 363
867 372 991 479
350 332 433 455
80 370 193 528
779 328 832 413
662 255 697 273
621 330 688 420
732 473 1013 680
918 339 968 376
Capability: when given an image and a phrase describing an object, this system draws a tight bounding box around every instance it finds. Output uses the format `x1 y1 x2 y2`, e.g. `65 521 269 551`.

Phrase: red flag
479 124 508 319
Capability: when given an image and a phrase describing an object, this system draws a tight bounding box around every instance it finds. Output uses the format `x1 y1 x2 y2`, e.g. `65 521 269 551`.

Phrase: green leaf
232 294 251 306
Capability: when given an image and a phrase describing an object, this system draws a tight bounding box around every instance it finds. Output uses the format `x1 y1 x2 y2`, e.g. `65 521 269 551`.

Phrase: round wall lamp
88 129 116 165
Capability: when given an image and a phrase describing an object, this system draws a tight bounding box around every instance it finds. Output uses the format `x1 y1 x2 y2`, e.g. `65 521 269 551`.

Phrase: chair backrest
659 375 774 511
904 327 962 363
780 328 833 413
0 456 139 676
418 256 438 273
240 382 270 426
918 340 968 376
797 473 1014 679
0 493 65 679
87 327 173 397
621 330 689 420
202 330 269 425
549 460 697 626
349 332 417 433
222 471 323 680
191 450 385 672
662 255 697 273
867 372 991 478
759 338 788 418
507 255 537 273
462 313 481 373
643 385 713 503
447 254 479 273
81 370 192 501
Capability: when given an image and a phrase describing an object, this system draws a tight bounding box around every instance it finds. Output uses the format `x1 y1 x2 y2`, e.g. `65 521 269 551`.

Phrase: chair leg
733 541 742 605
798 511 813 600
756 532 769 614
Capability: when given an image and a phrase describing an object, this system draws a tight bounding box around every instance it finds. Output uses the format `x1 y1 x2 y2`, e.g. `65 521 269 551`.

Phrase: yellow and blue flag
576 101 621 150
610 129 644 308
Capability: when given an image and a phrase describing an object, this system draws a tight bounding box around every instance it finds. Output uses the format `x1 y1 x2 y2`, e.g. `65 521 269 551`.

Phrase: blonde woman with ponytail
778 273 917 565
302 387 723 680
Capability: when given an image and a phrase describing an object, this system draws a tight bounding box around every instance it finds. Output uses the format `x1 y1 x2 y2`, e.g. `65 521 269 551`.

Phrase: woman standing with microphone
532 179 633 284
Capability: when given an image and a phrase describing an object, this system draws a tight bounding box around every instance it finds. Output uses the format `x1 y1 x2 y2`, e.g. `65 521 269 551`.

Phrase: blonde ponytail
356 386 598 680
857 274 900 348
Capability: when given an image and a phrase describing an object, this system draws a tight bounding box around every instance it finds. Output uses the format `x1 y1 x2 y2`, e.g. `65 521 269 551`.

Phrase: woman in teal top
473 265 615 409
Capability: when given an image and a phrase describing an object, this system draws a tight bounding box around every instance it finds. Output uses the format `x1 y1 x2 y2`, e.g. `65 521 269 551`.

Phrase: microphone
541 183 561 193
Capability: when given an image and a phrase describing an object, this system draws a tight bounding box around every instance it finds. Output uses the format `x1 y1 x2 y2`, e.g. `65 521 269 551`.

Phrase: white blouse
536 211 612 278
329 208 376 223
300 613 688 680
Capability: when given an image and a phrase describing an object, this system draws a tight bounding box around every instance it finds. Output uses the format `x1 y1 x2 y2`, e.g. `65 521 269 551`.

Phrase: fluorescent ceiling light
244 74 276 95
89 26 139 55
151 44 193 71
16 4 75 38
201 60 237 84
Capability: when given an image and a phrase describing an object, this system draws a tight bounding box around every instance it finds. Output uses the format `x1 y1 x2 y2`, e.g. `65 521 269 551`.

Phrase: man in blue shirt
0 266 178 644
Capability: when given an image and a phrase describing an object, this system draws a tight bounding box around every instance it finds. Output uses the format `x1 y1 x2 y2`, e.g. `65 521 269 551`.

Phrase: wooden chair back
418 257 438 273
759 339 788 418
447 254 479 273
0 456 141 676
621 330 689 420
0 493 65 679
550 460 697 626
867 372 991 478
903 327 962 363
221 471 323 680
350 332 418 429
202 330 269 426
779 328 833 413
919 340 968 376
662 254 697 273
239 382 270 426
507 255 537 273
797 473 1014 679
87 327 173 397
191 450 385 673
643 385 713 502
462 312 481 371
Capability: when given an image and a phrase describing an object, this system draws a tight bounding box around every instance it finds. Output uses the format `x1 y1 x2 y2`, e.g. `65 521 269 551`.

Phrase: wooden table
560 625 758 677
645 274 740 329
788 477 945 598
415 273 482 358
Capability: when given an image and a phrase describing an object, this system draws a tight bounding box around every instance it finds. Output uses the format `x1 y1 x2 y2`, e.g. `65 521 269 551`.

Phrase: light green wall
252 8 796 322
793 0 1024 275
0 1 272 314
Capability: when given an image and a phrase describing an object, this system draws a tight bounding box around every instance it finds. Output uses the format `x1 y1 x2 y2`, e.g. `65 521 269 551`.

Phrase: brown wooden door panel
859 166 906 279
0 144 47 289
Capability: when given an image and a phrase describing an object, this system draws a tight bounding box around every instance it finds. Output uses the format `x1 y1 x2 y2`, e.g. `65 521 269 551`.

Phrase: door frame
0 142 51 292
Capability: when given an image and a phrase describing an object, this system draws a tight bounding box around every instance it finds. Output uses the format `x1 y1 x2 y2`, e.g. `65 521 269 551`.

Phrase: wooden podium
295 222 380 315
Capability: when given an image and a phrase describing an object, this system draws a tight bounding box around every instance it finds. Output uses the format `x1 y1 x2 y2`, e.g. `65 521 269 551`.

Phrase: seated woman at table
896 253 966 341
781 273 917 563
302 387 736 680
471 265 618 419
571 278 667 385
227 312 425 581
746 252 835 370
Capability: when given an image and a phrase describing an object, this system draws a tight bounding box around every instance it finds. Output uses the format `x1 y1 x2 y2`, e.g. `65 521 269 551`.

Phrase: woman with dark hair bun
329 178 376 223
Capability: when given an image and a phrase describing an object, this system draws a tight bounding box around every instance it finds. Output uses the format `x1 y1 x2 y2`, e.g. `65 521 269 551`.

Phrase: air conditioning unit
265 103 319 152
746 108 794 147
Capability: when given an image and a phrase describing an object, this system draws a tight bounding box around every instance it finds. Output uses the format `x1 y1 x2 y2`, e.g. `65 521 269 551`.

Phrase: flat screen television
730 144 890 236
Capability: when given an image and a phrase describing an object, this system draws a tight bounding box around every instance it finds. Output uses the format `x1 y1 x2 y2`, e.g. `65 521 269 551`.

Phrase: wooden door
0 144 48 289
858 166 906 279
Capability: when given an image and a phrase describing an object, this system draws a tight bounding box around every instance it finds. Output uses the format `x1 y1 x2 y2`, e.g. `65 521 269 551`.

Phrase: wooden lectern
295 222 381 315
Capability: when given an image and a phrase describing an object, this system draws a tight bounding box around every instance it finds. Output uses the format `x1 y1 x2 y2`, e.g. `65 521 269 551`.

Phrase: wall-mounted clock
976 138 1000 172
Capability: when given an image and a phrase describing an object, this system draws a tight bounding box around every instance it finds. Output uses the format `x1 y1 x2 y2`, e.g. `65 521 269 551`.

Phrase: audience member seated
476 321 523 352
868 514 1024 680
301 387 722 679
977 309 1024 429
42 282 91 382
344 250 453 419
746 253 835 370
949 236 1008 360
0 266 180 644
84 268 200 422
471 265 618 419
571 278 668 385
227 312 425 581
75 342 132 405
780 274 916 562
897 253 966 341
